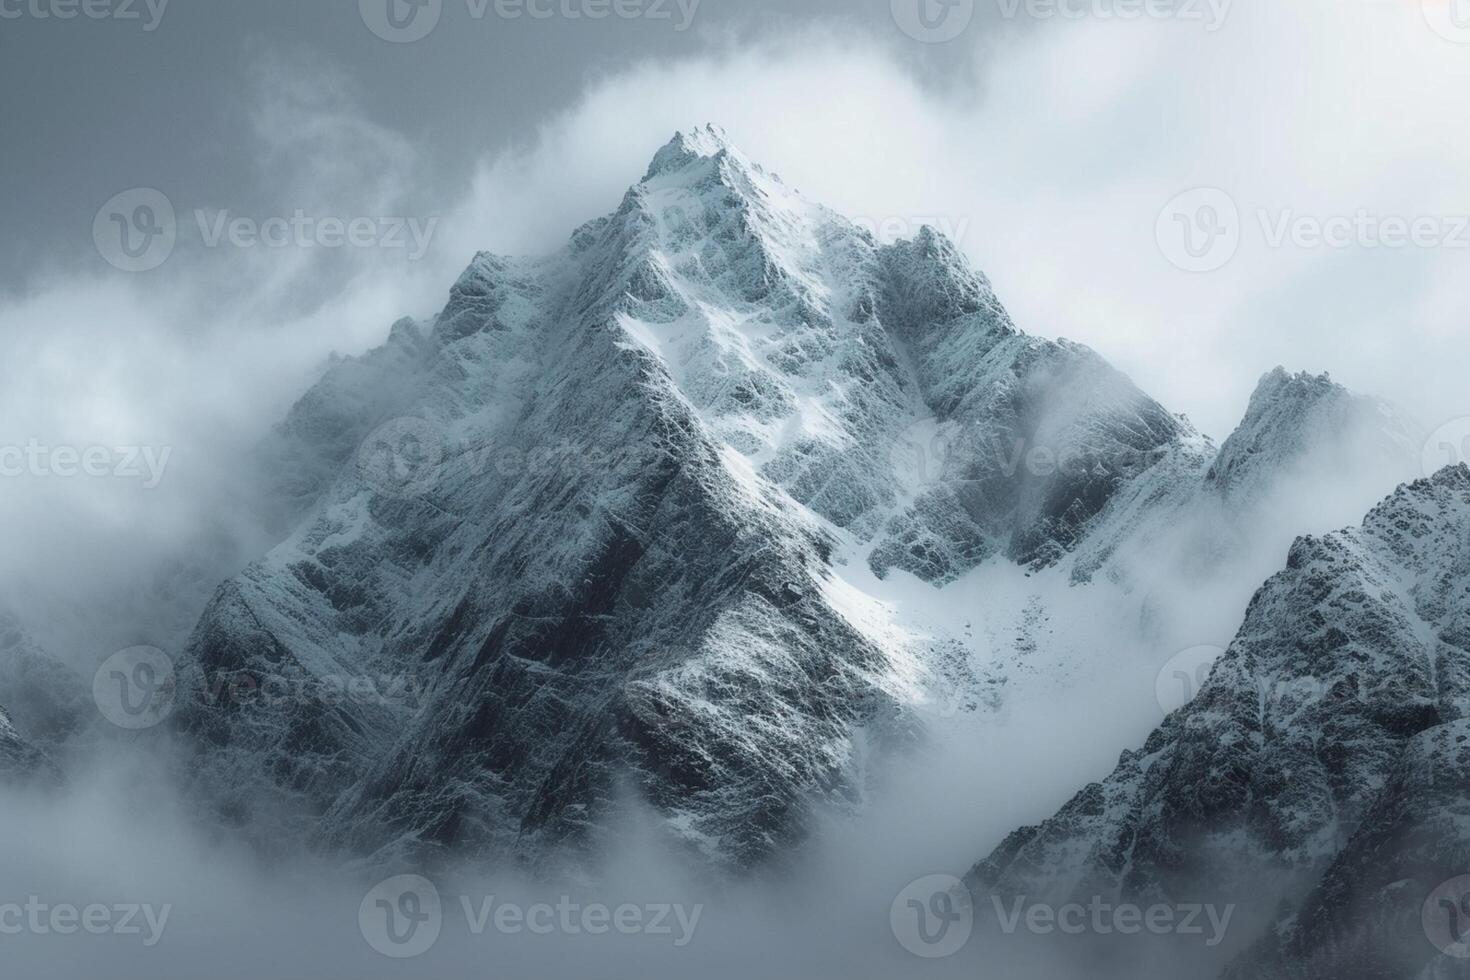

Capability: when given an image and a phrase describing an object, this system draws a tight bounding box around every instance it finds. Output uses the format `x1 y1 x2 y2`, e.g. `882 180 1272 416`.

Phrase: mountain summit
171 132 1422 876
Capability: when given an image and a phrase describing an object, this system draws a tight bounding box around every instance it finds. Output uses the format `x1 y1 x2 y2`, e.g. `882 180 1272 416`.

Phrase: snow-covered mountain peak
642 123 747 181
1207 366 1421 499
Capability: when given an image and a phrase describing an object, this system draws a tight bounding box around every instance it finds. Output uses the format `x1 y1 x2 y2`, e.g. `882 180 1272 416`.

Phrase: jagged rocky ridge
170 127 1428 874
0 610 86 761
1067 366 1423 586
173 127 1215 868
971 465 1470 980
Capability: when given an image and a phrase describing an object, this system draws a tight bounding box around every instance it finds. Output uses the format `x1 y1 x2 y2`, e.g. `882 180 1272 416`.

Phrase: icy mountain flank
1068 367 1424 587
176 127 1210 868
172 127 1426 874
971 465 1470 980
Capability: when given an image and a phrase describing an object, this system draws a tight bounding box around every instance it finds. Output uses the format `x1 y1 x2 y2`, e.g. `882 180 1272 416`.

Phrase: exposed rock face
971 465 1470 979
0 692 61 785
0 611 87 756
173 127 1208 869
1205 367 1420 502
170 128 1435 882
1067 368 1423 586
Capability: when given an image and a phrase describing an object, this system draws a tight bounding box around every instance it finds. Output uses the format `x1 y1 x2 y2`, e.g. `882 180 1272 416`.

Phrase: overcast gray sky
0 0 999 287
2 0 1468 609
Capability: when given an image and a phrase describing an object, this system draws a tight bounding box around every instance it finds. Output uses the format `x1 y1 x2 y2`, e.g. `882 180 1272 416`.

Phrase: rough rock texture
0 610 87 755
171 128 1432 879
1067 367 1423 586
972 465 1470 979
0 707 54 782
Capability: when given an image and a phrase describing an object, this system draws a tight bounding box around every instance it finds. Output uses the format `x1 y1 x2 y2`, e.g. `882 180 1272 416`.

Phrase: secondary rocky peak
1207 367 1419 498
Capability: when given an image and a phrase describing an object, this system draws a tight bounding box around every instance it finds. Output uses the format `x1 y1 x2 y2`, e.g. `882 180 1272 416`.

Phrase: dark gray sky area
0 0 998 290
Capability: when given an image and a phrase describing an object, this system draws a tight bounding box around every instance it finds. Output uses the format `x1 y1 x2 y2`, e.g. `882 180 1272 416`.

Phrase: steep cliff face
1067 368 1424 587
169 128 1435 884
972 465 1470 979
172 128 1209 869
0 702 60 786
0 610 86 758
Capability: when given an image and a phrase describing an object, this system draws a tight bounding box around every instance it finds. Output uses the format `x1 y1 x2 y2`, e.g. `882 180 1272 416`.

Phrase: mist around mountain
0 129 1457 980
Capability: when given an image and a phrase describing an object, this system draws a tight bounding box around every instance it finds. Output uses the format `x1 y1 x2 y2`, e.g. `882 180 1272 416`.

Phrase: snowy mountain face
1068 367 1424 588
971 465 1470 979
167 127 1430 878
173 127 1216 869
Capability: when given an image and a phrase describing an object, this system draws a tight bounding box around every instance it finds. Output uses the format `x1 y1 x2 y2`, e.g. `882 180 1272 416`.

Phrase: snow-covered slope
171 128 1431 876
971 465 1470 979
1069 367 1424 585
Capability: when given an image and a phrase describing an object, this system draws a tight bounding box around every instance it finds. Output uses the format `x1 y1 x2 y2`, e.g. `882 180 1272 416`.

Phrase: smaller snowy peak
876 224 1013 341
1207 367 1420 499
643 124 749 182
